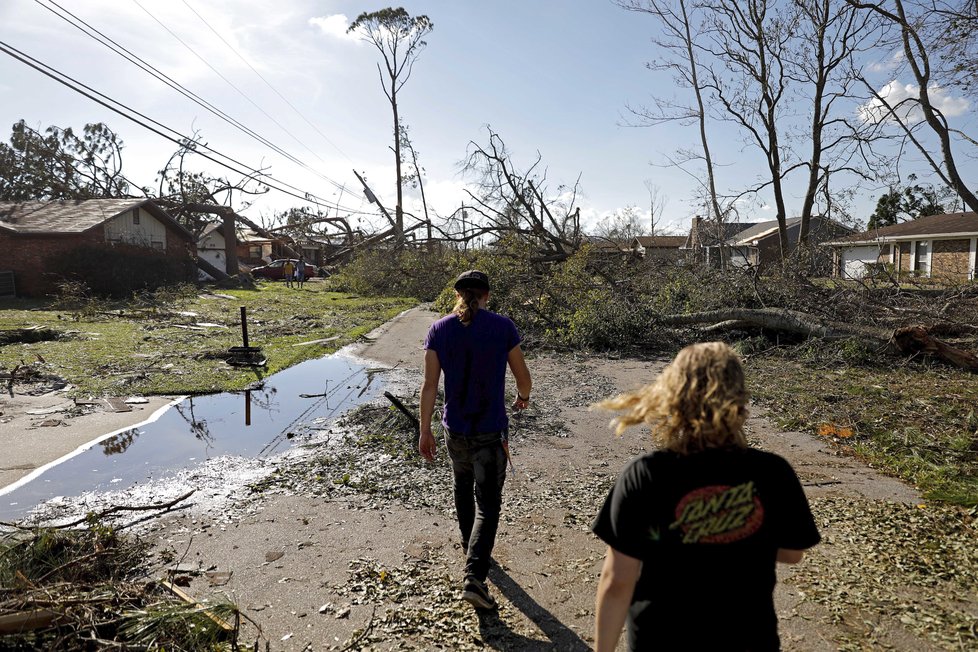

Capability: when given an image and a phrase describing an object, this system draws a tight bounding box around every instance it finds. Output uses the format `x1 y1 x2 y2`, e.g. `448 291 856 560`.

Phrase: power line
0 38 369 214
128 0 350 188
179 0 354 165
32 0 354 199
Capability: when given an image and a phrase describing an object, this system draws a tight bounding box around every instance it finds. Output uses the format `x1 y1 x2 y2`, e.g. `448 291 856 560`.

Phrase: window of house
131 208 140 225
914 240 929 275
249 246 262 258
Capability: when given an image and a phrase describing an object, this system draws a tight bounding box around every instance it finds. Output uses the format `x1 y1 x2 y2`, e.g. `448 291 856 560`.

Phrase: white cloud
309 14 359 42
858 80 970 124
867 50 903 73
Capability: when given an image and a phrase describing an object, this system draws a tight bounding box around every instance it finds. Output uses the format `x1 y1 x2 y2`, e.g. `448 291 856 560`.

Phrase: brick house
724 216 854 270
824 212 978 281
0 199 196 296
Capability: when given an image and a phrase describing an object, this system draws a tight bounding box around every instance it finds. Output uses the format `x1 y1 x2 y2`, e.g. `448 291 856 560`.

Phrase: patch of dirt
138 307 974 651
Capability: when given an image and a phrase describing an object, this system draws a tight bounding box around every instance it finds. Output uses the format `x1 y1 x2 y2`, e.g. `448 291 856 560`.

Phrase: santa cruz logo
669 481 764 544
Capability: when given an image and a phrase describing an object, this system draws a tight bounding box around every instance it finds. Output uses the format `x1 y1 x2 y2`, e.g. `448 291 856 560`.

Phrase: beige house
824 212 978 281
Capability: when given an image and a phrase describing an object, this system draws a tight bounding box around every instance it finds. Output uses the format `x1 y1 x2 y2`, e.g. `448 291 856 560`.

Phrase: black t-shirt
592 447 820 651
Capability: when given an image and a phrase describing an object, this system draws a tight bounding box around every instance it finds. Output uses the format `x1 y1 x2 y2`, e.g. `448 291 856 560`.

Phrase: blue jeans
445 430 507 582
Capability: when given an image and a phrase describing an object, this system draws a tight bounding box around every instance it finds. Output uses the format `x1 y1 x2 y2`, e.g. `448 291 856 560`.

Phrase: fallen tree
660 307 978 372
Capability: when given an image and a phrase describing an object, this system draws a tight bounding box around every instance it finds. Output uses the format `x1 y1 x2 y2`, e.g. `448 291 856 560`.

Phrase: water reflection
101 429 139 456
0 353 382 520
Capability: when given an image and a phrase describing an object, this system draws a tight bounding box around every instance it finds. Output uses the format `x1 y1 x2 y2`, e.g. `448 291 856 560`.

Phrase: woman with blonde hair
592 342 819 651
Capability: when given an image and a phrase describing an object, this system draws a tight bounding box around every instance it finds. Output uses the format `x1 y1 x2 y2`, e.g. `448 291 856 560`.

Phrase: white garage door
841 246 881 279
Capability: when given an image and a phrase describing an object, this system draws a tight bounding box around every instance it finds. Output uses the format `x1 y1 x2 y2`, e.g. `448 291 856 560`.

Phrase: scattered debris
292 336 340 347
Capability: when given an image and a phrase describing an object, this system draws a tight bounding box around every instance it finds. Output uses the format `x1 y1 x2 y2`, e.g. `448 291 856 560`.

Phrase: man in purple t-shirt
420 270 532 610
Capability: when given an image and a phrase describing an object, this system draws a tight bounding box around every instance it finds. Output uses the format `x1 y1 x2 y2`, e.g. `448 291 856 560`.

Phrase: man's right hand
419 428 437 461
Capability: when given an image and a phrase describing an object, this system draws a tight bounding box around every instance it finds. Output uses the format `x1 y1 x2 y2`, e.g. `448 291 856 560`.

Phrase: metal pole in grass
240 306 249 348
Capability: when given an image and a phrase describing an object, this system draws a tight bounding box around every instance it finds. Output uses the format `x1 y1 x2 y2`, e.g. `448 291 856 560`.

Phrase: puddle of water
0 353 383 521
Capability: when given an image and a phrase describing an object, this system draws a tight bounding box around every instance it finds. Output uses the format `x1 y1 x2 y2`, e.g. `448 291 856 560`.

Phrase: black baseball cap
454 270 490 292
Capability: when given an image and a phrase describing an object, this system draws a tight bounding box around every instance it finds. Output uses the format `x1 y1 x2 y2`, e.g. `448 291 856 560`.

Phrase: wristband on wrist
517 394 530 401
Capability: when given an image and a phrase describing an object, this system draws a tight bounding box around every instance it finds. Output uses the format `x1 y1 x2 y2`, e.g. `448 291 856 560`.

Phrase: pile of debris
0 494 250 651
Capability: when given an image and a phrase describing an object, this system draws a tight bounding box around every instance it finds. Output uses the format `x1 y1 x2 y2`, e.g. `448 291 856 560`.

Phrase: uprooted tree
154 133 301 277
455 128 583 263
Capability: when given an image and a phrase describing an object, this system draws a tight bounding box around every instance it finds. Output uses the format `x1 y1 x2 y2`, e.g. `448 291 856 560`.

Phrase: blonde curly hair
595 342 749 454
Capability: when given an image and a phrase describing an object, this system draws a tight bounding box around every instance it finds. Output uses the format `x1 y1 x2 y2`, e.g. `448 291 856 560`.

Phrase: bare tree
617 0 727 233
789 0 880 244
459 128 582 262
348 8 434 247
397 122 432 247
155 135 298 276
644 179 669 235
700 0 796 254
849 0 978 212
920 0 978 95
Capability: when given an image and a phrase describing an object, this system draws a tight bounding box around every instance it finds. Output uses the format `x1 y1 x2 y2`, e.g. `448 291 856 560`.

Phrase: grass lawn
748 353 978 507
0 279 416 396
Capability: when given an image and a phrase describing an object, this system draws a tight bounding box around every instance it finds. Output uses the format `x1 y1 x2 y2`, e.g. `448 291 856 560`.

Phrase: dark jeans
445 430 507 583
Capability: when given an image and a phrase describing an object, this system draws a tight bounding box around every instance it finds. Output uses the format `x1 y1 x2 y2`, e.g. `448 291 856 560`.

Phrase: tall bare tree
790 0 879 244
849 0 978 212
348 8 434 247
617 0 727 233
701 0 795 254
644 179 669 235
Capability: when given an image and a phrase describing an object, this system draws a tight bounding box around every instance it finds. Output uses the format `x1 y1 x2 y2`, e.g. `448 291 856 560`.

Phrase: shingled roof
0 199 192 239
682 220 761 249
634 235 686 248
825 212 978 245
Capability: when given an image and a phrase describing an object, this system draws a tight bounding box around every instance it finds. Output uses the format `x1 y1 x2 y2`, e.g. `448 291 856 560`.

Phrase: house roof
724 216 856 246
726 218 803 245
583 235 631 251
683 220 761 248
825 212 978 245
633 235 686 248
0 199 193 240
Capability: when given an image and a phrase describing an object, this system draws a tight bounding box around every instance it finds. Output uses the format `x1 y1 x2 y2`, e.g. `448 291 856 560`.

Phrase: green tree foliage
0 120 131 200
867 175 948 229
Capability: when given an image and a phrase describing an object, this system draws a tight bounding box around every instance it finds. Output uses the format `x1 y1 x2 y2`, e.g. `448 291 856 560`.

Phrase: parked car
250 259 317 281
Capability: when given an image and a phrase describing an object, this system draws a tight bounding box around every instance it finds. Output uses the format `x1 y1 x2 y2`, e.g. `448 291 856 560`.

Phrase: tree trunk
222 212 239 276
660 308 978 372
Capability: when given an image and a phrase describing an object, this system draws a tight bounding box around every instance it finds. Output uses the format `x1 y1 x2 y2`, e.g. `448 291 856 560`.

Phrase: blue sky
0 0 974 236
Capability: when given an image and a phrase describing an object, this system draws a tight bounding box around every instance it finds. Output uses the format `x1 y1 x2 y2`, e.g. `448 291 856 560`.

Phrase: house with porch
824 212 978 281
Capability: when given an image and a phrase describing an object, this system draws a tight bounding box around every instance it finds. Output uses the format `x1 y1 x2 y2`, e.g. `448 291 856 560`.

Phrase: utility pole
352 169 396 229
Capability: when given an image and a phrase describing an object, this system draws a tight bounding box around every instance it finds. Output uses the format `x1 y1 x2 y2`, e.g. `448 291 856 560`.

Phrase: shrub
329 247 468 301
46 243 196 298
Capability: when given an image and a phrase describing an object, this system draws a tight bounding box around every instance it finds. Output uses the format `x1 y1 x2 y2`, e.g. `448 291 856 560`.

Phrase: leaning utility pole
353 169 397 230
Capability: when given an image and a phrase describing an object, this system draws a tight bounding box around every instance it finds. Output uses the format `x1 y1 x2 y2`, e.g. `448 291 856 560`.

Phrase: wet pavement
0 352 383 521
